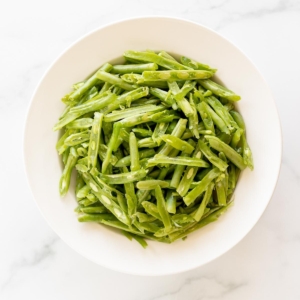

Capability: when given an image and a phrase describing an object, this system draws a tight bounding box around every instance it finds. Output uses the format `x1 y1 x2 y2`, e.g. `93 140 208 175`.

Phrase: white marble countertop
1 0 300 299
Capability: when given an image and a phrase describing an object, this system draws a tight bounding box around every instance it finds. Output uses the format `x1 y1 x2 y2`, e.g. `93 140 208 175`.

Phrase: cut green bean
88 113 103 168
198 139 228 171
205 135 246 170
66 118 93 129
160 134 195 154
155 186 172 232
129 132 139 171
102 122 122 173
136 180 170 190
181 56 216 72
184 168 221 206
142 70 213 81
96 71 135 91
65 63 112 105
111 63 158 74
198 79 241 101
100 169 147 184
148 155 210 168
59 147 78 197
104 104 163 122
124 50 191 70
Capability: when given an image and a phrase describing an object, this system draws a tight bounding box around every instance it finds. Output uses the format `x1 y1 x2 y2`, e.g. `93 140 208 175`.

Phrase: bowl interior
24 17 281 276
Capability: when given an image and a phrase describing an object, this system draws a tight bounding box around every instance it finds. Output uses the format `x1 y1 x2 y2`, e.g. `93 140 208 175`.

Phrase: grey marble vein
1 236 59 291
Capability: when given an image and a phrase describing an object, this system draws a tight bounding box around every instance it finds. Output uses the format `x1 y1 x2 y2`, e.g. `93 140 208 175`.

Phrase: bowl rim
23 15 282 276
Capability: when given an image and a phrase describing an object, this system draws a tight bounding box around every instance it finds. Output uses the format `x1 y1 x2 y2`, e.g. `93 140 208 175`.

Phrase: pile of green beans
54 50 253 248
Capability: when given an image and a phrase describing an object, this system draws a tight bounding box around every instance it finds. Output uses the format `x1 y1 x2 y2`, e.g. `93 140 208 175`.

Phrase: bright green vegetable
160 134 195 154
88 113 103 168
111 63 158 74
55 50 253 247
142 70 213 81
198 79 241 101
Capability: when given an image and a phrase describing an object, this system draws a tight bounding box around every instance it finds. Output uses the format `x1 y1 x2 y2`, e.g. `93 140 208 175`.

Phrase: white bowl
23 17 282 276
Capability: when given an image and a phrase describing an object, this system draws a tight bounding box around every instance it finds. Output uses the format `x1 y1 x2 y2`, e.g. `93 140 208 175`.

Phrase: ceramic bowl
23 17 282 276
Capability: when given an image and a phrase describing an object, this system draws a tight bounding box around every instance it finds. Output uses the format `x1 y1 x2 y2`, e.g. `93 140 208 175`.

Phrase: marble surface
1 0 300 299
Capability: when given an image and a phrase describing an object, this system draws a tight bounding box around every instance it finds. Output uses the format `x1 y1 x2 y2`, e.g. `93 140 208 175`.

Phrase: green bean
228 164 236 193
102 87 149 114
152 122 169 146
204 96 238 131
176 142 202 197
170 204 231 242
181 56 216 72
198 139 228 171
79 206 108 214
188 94 200 138
198 79 241 101
193 182 214 222
96 71 135 91
230 128 244 149
115 149 155 167
98 144 118 165
137 189 151 206
215 173 227 206
66 118 93 129
147 155 210 168
155 186 172 232
102 122 122 173
198 100 230 134
59 147 78 196
166 191 177 214
174 81 197 101
129 132 139 171
149 87 175 107
197 101 215 135
159 119 187 156
100 169 147 184
122 74 169 89
217 132 232 144
183 168 221 206
170 155 189 189
123 167 138 219
131 234 148 248
75 173 85 201
81 172 130 225
118 110 168 127
136 180 170 190
53 93 116 131
99 82 112 95
160 135 194 154
137 137 157 148
142 70 213 81
132 128 152 138
88 113 103 168
230 111 254 170
78 213 116 222
100 220 141 235
64 131 90 146
142 201 162 220
76 185 91 199
135 212 157 223
205 135 246 170
124 50 191 70
111 63 158 74
137 222 161 234
104 104 163 122
158 51 177 61
56 129 74 155
66 63 112 105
